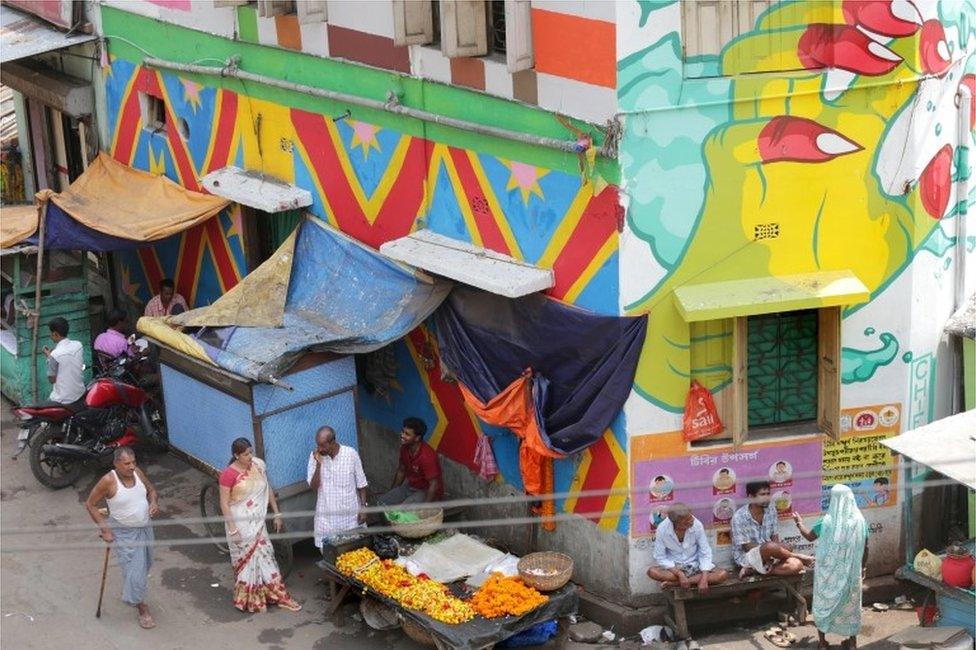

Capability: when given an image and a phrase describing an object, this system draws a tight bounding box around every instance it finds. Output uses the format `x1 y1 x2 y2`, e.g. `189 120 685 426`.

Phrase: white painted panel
256 14 279 46
300 20 330 56
410 44 453 84
296 0 328 24
327 0 395 37
534 72 615 124
482 57 514 99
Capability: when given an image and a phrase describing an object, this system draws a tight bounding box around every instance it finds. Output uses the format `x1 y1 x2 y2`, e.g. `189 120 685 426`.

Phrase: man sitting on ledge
732 481 814 578
647 503 728 593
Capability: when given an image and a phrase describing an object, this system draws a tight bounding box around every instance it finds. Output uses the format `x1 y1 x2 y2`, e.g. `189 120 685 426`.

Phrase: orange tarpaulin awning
0 203 39 249
1 153 229 248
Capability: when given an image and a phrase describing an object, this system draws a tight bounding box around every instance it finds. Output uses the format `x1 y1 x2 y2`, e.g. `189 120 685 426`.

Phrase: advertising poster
824 404 901 510
631 440 823 539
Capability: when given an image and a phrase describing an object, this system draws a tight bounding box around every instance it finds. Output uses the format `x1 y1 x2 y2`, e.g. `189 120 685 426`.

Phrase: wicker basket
517 552 573 592
401 616 436 646
386 508 443 539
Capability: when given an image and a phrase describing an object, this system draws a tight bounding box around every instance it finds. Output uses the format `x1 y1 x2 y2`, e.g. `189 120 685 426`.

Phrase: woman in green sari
794 484 869 650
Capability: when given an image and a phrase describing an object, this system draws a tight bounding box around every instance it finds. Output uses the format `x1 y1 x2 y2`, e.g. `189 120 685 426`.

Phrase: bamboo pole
30 201 47 404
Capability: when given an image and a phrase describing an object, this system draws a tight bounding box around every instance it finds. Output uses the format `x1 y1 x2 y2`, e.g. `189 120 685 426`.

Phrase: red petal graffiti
798 24 902 76
919 144 953 219
841 0 922 38
919 20 952 77
961 74 976 131
758 116 863 164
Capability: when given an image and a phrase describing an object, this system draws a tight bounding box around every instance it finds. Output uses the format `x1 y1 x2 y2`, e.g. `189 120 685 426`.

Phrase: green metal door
746 310 818 427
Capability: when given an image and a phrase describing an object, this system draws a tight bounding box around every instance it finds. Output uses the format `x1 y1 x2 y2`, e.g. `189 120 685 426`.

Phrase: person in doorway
94 309 135 362
143 278 188 318
218 438 301 613
43 317 86 408
647 503 728 593
307 426 368 550
84 446 159 629
731 481 814 578
794 485 869 650
377 417 443 506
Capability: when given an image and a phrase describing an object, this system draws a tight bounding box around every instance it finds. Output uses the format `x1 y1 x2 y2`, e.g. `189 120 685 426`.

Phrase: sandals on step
138 612 156 629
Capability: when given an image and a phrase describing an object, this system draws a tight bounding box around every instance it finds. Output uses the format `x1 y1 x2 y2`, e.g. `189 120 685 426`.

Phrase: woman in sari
794 484 869 650
219 438 301 613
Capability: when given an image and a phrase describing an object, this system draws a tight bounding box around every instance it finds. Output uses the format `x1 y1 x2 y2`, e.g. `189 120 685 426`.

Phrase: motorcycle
11 353 167 489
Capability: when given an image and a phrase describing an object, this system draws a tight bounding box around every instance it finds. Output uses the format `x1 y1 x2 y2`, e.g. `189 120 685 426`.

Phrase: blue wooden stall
159 346 358 574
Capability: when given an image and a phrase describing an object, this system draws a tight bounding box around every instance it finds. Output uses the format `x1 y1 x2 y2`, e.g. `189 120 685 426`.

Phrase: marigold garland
469 573 548 618
336 548 474 624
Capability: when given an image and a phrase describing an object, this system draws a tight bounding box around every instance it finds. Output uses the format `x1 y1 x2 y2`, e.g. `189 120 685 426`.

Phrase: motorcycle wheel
29 426 84 489
199 482 229 554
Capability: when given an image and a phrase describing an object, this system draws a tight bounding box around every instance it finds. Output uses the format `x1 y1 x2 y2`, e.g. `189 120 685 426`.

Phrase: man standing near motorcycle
43 317 85 408
84 446 159 629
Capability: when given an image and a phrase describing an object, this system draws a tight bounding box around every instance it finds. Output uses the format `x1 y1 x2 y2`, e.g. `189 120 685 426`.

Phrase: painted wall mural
103 47 630 533
619 0 976 416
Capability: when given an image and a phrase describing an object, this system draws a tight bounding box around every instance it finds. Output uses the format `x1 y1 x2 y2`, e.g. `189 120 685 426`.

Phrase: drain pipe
954 82 971 312
142 57 616 159
951 82 971 417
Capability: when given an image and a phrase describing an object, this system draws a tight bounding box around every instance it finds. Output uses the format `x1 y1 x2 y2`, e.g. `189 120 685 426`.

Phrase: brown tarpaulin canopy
1 153 228 248
0 203 38 249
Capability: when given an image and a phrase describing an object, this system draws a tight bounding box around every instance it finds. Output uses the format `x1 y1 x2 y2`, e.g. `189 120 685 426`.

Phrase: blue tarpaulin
144 217 452 382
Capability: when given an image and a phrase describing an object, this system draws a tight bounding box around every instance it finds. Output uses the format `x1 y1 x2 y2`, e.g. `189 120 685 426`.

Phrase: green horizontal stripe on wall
100 5 619 182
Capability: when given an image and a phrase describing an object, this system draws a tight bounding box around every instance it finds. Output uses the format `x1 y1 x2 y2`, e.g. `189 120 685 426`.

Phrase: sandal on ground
763 627 796 648
138 612 156 629
278 599 302 612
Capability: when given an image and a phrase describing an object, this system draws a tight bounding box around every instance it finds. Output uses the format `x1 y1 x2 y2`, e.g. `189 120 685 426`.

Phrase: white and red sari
224 458 298 612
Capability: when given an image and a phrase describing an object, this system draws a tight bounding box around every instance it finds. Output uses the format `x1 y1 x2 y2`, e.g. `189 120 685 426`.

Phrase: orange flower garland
336 548 474 624
469 573 548 618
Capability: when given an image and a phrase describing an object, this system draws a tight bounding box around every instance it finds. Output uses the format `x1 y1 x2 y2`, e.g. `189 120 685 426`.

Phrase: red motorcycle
12 355 166 489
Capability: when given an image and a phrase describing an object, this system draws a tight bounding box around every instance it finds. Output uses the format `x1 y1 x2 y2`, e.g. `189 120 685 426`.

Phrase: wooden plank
817 306 841 439
731 316 748 448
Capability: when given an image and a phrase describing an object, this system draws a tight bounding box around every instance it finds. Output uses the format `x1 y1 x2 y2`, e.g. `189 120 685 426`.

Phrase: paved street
1 399 919 649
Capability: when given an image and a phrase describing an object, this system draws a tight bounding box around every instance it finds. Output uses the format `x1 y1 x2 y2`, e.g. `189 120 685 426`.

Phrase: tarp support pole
30 201 47 403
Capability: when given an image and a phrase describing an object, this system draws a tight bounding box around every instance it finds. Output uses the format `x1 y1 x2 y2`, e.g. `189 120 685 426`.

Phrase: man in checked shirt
307 426 368 552
732 481 814 578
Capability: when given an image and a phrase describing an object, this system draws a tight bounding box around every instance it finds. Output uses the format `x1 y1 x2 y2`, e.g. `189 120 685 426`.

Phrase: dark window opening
489 0 506 54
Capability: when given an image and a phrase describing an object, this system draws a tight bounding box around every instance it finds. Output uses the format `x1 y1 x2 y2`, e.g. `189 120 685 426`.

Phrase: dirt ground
0 398 921 649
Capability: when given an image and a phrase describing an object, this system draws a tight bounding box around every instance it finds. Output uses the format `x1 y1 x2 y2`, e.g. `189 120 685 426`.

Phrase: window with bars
746 310 819 428
689 306 841 448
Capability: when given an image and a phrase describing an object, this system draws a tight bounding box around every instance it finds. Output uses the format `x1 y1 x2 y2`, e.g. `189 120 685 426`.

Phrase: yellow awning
673 270 870 322
1 203 39 249
29 152 229 244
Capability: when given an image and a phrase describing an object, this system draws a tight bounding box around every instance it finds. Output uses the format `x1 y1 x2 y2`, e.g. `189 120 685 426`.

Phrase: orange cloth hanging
456 371 563 496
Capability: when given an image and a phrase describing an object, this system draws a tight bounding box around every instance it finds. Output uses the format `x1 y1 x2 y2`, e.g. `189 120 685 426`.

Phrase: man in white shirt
43 317 86 406
306 425 368 551
647 503 728 593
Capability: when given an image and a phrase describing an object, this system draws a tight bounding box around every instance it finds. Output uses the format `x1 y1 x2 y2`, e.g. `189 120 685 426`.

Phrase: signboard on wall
5 1 79 30
630 403 902 541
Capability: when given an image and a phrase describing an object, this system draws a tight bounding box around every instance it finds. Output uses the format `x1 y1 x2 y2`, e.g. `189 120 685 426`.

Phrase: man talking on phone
307 425 368 554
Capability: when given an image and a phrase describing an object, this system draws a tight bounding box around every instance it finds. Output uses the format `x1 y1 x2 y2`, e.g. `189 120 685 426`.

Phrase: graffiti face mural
620 0 976 413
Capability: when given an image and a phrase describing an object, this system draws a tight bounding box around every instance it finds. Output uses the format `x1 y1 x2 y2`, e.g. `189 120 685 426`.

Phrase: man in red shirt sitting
378 417 443 506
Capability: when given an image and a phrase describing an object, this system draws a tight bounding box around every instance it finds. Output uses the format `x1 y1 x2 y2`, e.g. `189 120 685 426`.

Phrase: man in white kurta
306 426 368 550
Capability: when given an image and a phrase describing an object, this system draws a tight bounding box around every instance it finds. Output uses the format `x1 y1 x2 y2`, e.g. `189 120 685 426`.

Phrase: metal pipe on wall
30 202 48 403
954 83 971 312
141 57 616 159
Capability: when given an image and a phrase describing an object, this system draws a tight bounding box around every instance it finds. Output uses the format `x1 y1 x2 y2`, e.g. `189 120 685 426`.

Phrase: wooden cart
157 345 360 576
0 245 92 405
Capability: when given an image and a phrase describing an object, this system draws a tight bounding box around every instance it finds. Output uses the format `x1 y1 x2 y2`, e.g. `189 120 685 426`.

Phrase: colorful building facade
95 0 974 606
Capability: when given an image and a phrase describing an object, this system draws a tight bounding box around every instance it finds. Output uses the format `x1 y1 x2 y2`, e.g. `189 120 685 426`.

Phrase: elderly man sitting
647 503 728 593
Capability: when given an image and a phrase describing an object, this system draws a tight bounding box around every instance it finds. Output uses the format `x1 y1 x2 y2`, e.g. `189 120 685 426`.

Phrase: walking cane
96 545 110 618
